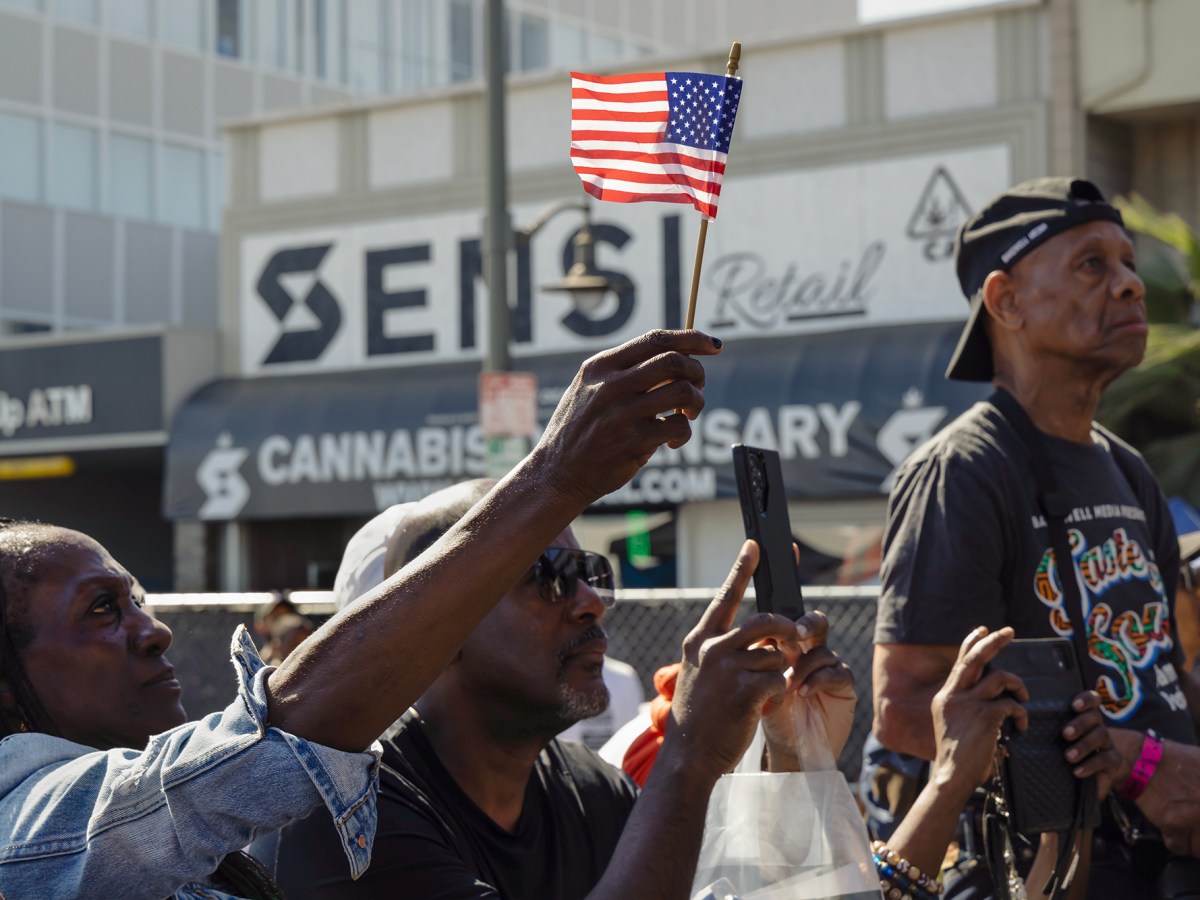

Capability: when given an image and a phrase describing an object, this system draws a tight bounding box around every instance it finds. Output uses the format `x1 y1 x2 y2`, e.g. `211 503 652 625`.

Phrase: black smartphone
990 638 1100 835
731 444 804 621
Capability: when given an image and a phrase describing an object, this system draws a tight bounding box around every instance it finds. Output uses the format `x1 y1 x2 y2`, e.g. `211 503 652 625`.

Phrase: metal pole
483 0 511 372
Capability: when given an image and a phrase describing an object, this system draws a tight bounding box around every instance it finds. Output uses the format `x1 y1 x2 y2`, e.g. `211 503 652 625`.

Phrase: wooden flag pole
682 40 741 332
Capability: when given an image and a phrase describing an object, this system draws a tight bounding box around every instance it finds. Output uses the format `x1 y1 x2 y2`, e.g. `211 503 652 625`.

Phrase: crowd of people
0 177 1197 900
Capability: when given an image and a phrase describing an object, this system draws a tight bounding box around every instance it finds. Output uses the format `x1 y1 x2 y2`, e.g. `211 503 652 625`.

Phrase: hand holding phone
732 444 804 622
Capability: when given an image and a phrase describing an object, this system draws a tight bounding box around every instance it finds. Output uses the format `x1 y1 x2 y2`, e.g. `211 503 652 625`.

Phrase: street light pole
483 0 511 374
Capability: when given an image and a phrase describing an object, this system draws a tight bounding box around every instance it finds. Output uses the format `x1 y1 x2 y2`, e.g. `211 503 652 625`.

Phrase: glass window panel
0 0 42 12
448 0 474 83
588 33 622 64
519 13 547 71
0 112 41 203
50 122 97 211
315 0 346 80
55 0 97 24
108 0 151 36
208 151 224 230
349 0 382 92
253 0 276 65
551 23 585 69
275 0 289 69
161 143 205 229
161 0 204 51
399 0 427 91
108 133 152 220
217 0 240 57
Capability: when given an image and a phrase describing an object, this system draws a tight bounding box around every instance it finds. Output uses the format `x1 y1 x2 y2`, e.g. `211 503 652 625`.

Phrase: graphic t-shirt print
1033 508 1183 723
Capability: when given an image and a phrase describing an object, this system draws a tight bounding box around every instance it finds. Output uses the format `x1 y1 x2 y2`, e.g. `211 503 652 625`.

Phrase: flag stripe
568 102 672 116
569 146 727 175
571 72 665 88
570 154 723 181
571 121 668 135
570 140 727 167
581 181 717 218
570 92 668 107
572 165 722 195
577 172 720 206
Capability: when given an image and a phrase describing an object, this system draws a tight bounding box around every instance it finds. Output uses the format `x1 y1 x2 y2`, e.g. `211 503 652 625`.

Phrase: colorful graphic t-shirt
875 400 1191 743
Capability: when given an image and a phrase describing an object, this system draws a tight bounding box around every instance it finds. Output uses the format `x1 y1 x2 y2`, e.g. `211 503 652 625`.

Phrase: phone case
731 444 804 621
991 638 1100 835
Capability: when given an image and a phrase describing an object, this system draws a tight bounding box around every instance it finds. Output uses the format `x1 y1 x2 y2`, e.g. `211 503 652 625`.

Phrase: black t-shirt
257 708 639 899
874 400 1191 743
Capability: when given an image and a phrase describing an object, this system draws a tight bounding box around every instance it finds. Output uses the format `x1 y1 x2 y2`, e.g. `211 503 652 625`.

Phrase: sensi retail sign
237 145 1011 376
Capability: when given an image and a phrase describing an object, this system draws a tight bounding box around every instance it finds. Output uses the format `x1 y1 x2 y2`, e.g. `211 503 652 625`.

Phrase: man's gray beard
556 679 610 723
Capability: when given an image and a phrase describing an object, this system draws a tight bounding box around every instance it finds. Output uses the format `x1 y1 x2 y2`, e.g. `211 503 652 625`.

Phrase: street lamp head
540 210 615 314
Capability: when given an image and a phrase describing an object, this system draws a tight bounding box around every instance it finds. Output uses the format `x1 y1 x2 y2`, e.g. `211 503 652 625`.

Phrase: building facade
166 1 1061 591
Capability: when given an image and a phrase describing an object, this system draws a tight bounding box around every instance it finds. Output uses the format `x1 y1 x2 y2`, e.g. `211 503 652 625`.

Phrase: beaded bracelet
872 840 944 899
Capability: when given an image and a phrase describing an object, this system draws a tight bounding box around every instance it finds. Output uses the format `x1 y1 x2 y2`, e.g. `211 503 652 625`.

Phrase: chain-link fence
149 585 882 781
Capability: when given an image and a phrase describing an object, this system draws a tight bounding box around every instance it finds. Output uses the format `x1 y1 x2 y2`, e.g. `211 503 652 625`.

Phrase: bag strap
987 388 1096 900
988 388 1092 674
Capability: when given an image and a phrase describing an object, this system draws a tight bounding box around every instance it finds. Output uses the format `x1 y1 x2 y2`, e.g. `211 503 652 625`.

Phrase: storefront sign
0 336 164 451
166 323 990 520
237 145 1011 377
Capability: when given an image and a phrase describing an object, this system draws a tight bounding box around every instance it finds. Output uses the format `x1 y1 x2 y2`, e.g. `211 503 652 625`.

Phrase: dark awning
164 321 989 520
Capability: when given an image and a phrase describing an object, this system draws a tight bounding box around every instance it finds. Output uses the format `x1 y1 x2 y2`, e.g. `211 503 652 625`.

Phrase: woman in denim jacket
0 329 721 899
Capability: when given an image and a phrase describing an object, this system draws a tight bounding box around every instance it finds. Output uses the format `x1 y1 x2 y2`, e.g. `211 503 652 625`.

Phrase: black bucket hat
945 177 1126 382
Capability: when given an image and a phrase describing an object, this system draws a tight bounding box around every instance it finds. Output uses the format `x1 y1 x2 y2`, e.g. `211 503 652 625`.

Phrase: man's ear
981 269 1023 333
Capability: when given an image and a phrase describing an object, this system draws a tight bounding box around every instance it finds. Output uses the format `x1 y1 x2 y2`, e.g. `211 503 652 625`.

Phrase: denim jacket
0 627 381 899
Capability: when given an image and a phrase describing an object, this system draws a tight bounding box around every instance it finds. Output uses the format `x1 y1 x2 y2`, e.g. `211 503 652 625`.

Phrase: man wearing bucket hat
871 177 1200 894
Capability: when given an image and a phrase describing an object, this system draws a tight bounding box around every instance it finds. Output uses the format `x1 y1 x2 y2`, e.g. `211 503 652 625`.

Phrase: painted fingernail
711 336 723 348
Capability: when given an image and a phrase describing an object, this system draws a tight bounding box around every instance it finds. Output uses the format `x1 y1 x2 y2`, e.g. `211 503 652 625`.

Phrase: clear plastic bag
690 702 879 900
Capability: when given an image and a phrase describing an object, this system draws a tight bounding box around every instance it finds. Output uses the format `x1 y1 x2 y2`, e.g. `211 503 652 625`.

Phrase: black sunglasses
527 548 615 607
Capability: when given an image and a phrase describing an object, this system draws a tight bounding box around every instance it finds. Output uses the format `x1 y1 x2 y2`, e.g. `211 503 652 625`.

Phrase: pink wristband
1119 728 1163 801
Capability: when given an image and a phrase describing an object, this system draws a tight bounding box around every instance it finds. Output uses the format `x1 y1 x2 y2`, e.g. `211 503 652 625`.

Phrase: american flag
570 71 743 220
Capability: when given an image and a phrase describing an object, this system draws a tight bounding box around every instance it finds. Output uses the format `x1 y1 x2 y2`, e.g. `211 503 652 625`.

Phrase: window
0 0 42 13
108 0 151 36
50 123 98 211
55 0 97 25
217 0 241 57
208 151 225 230
448 0 474 83
161 143 205 229
259 0 290 69
519 13 548 72
108 133 153 221
314 0 348 81
349 0 384 93
399 0 430 91
551 23 585 69
1 319 53 336
588 33 624 64
162 0 204 51
0 112 41 204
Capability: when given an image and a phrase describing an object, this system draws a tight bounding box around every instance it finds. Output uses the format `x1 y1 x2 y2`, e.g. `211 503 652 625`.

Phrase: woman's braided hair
0 517 59 738
0 519 284 900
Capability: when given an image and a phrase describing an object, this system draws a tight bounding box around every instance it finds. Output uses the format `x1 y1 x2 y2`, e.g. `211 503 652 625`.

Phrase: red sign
478 371 538 438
